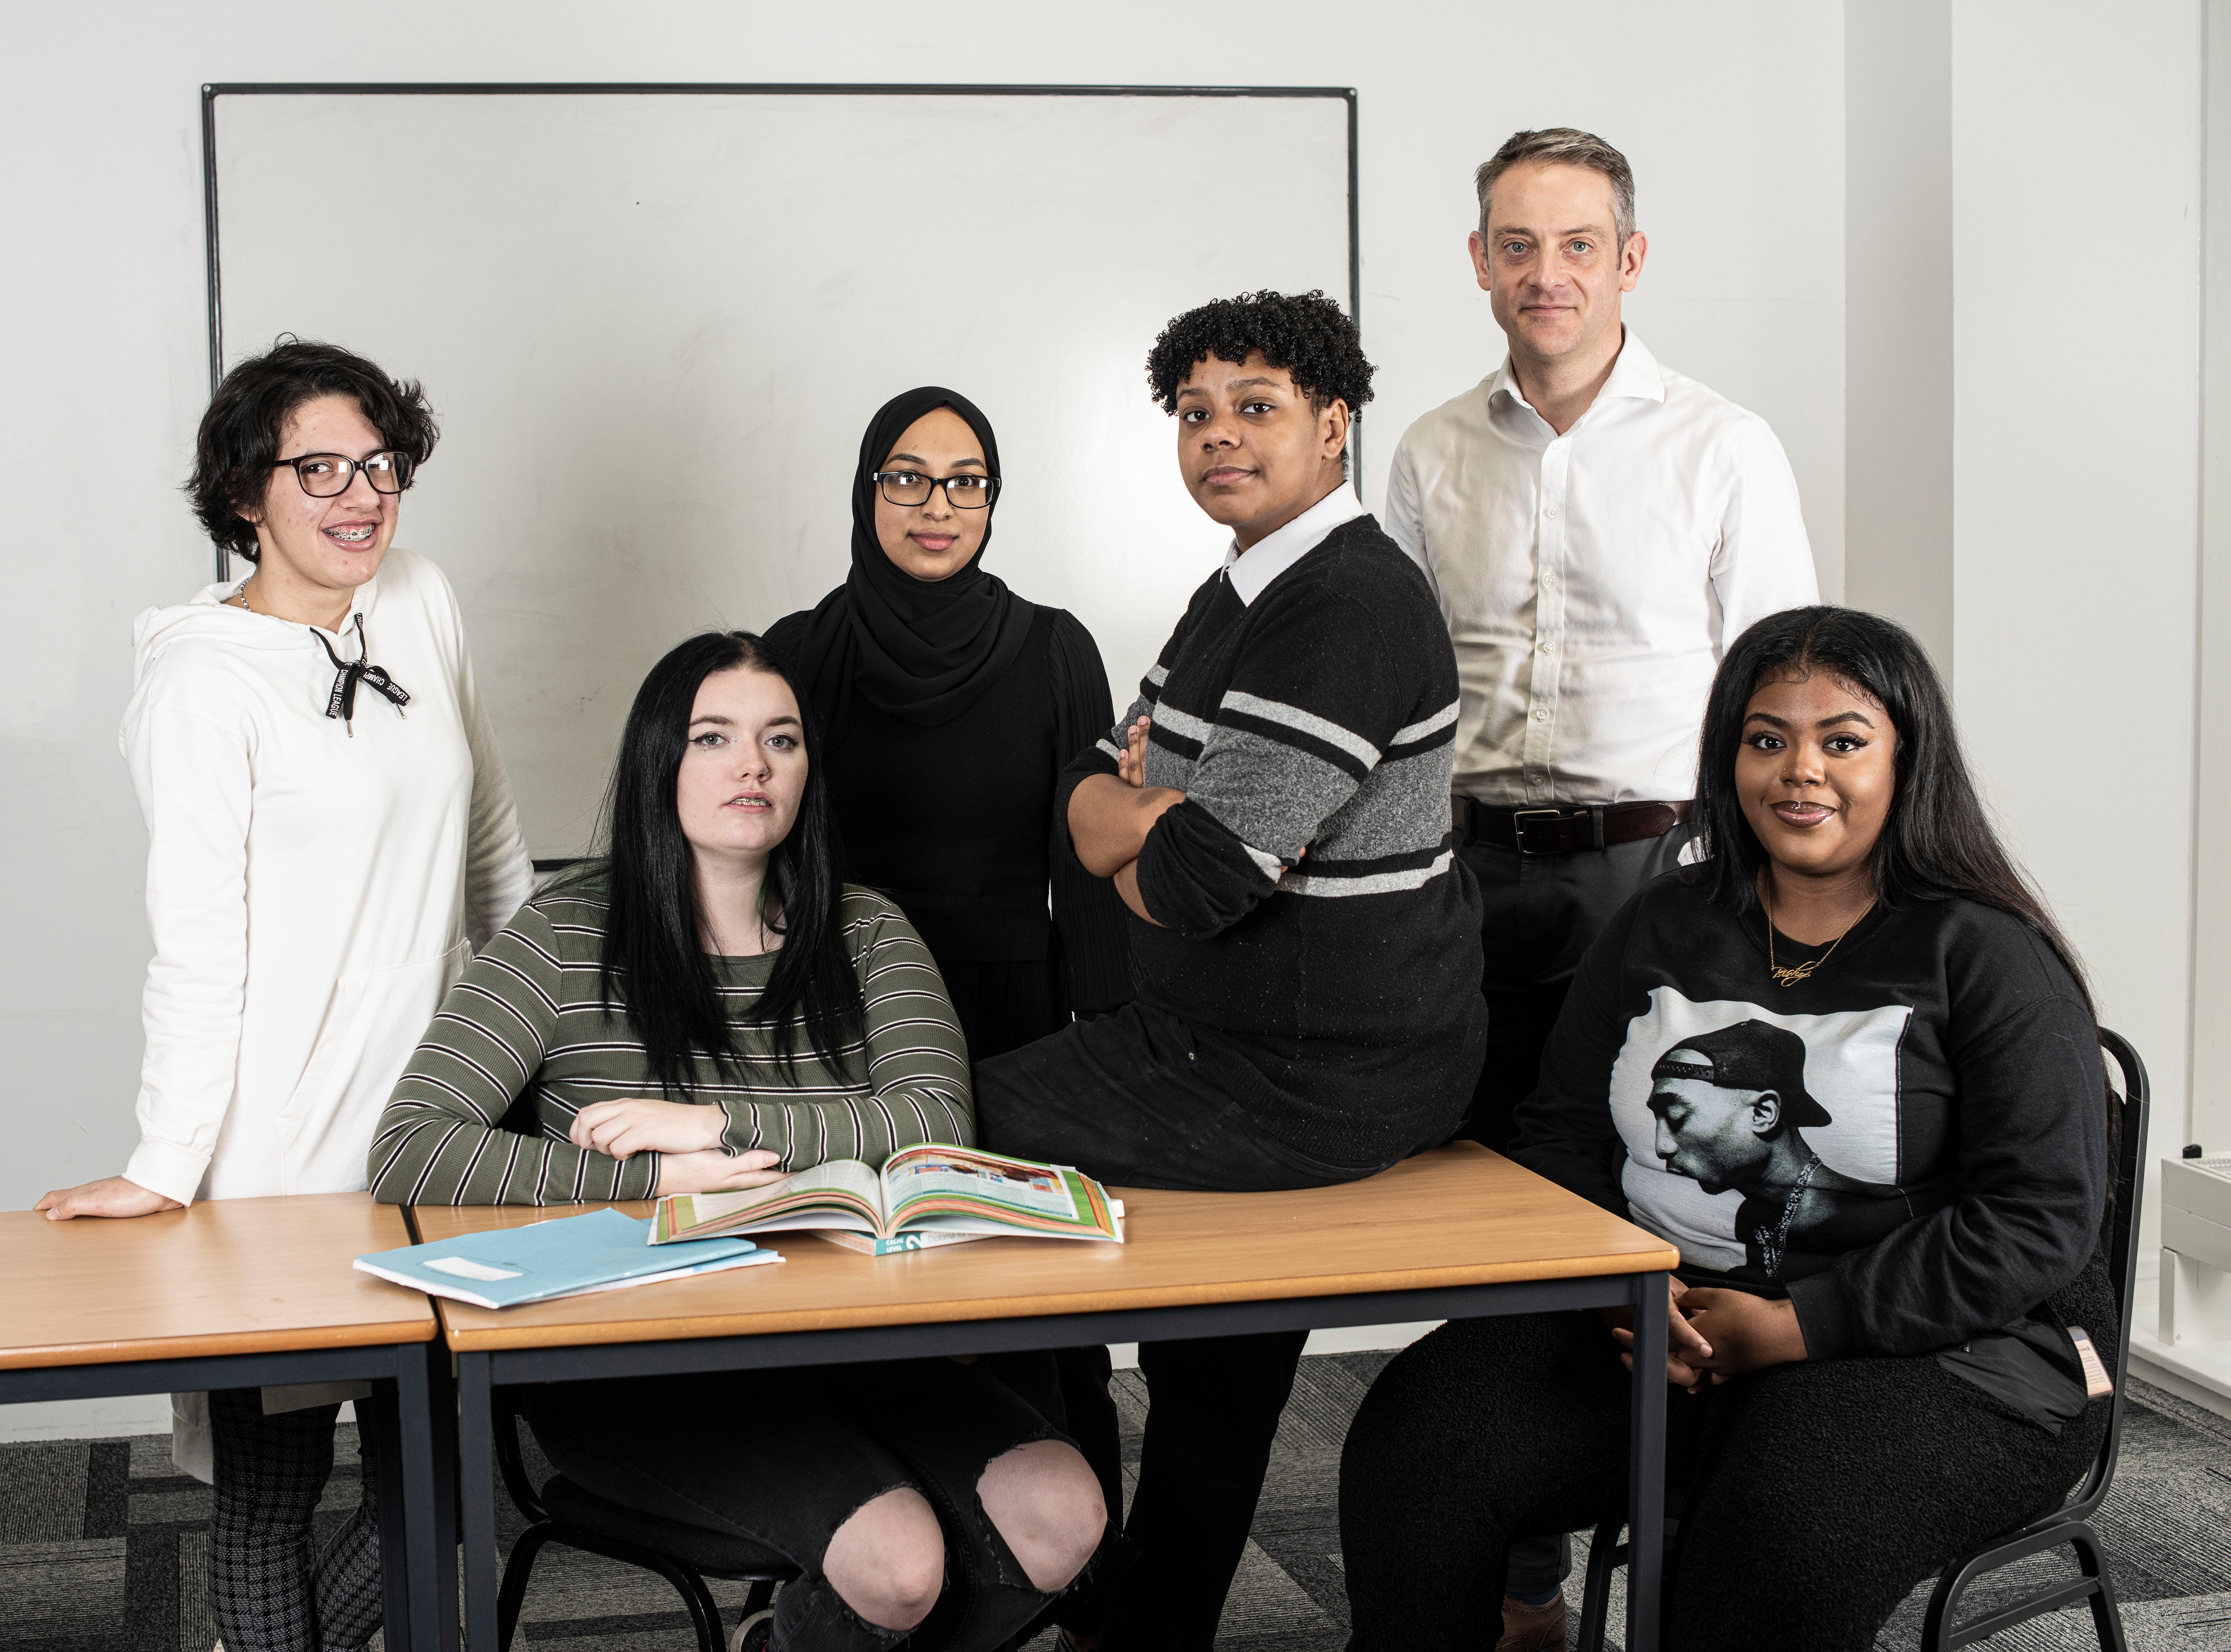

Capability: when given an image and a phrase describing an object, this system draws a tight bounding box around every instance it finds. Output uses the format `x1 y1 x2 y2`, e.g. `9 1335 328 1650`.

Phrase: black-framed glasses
873 470 999 510
272 450 414 498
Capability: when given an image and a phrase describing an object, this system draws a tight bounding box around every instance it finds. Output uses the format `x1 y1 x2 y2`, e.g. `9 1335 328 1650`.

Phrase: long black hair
1690 606 2095 1021
575 630 865 1097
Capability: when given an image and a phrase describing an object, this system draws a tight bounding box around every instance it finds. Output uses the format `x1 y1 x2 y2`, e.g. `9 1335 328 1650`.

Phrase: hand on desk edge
34 1175 183 1222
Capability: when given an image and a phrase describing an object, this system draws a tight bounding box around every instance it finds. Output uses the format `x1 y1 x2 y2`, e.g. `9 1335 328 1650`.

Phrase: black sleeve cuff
1786 1269 1865 1361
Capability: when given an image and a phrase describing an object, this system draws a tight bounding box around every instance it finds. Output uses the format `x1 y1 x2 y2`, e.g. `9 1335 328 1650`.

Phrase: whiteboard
209 87 1356 858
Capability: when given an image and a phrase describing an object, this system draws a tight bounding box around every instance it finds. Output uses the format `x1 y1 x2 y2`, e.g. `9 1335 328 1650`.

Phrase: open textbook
650 1143 1124 1250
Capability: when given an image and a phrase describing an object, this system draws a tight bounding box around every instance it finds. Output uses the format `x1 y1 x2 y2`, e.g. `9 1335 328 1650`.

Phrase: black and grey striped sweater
1065 514 1487 1164
368 880 971 1205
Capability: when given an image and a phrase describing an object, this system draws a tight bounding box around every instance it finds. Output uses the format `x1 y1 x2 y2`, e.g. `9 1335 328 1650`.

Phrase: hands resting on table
30 1102 799 1216
565 1100 792 1197
34 1176 183 1221
1599 1277 1809 1390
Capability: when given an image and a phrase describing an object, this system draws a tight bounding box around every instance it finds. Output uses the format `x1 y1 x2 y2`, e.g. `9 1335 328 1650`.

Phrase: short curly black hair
1145 289 1375 419
187 337 440 563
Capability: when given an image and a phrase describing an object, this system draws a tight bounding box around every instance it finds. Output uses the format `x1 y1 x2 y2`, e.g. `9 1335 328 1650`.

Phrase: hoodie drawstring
312 614 410 736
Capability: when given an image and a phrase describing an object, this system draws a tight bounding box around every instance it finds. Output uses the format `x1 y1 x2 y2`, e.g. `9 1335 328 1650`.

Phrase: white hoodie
120 547 534 1205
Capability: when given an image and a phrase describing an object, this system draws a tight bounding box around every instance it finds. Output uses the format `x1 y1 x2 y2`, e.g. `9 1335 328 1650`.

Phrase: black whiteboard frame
199 81 1365 583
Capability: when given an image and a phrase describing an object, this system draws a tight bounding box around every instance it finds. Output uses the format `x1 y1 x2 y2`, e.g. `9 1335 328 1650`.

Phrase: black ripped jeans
520 1358 1080 1652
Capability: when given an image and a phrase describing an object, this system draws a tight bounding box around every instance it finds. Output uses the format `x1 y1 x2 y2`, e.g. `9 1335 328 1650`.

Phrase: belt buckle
1511 808 1566 855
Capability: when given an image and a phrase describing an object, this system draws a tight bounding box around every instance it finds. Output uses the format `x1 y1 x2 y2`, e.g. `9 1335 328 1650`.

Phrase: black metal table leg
397 1339 459 1651
1626 1271 1668 1652
366 1378 414 1652
459 1351 499 1651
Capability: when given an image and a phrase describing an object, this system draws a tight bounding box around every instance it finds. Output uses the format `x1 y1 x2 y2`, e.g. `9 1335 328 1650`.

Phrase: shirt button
1544 506 1559 519
1539 641 1555 653
1544 573 1560 588
1533 708 1550 722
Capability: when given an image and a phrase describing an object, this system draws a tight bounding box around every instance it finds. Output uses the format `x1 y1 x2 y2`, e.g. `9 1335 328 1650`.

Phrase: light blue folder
354 1208 780 1310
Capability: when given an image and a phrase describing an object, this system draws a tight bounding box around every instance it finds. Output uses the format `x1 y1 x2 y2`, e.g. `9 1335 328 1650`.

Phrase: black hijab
783 386 1035 741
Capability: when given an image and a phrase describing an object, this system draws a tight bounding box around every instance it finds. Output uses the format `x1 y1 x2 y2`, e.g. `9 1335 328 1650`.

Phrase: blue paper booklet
353 1208 781 1310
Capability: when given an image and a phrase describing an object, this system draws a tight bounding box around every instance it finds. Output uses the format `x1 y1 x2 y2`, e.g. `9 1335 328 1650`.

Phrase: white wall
0 0 1845 1212
1846 0 1954 666
2195 0 2231 1156
1951 0 2204 1236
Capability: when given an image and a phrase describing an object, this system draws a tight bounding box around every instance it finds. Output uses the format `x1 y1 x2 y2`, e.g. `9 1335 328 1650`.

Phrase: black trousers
207 1389 383 1652
976 1002 1403 1650
521 1359 1082 1652
939 959 1065 1068
949 959 1126 1639
1460 820 1691 1600
1459 824 1694 1153
1338 1310 2109 1652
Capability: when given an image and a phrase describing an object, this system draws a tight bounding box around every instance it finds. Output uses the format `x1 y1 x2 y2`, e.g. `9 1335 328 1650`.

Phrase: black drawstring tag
312 614 410 736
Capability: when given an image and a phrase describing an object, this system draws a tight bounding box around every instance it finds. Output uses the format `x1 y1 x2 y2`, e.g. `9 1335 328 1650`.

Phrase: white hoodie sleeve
122 698 254 1205
427 562 533 945
463 674 533 948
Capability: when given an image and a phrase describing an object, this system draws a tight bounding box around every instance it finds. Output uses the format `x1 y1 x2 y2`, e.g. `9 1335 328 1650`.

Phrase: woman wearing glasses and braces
36 337 532 1652
766 388 1131 1643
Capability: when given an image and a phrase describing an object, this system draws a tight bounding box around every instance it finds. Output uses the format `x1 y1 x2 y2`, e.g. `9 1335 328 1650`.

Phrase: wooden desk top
1 1193 437 1370
413 1142 1678 1353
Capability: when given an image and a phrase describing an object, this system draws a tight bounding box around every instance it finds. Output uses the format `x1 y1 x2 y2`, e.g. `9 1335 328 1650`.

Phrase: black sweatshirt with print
1512 869 2111 1361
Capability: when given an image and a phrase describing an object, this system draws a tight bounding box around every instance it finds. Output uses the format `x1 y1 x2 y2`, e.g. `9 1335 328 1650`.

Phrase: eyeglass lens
292 452 409 497
877 472 995 509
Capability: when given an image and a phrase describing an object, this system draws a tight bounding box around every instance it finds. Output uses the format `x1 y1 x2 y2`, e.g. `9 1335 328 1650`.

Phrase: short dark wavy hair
187 337 440 563
1145 290 1375 420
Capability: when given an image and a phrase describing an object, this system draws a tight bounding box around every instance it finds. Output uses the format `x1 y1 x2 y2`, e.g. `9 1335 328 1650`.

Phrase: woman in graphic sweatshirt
37 338 531 1652
1340 606 2119 1652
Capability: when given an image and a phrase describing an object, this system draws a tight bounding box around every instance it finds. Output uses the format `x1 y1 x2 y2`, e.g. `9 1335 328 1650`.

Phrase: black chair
492 1390 797 1652
1575 1027 2149 1652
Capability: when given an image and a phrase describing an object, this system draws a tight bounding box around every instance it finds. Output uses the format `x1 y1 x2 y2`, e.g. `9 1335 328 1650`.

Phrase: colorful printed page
651 1159 886 1244
879 1144 1123 1241
651 1145 1123 1246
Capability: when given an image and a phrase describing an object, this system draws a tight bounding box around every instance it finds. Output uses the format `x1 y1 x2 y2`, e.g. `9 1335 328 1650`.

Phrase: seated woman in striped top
369 631 1107 1652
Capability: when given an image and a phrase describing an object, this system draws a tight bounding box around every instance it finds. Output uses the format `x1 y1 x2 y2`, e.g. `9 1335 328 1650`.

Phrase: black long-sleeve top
1513 870 2109 1360
767 605 1132 1013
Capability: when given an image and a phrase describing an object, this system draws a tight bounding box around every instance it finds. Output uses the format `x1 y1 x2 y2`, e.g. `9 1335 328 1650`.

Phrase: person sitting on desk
974 289 1486 1651
1338 607 2118 1651
370 631 1108 1652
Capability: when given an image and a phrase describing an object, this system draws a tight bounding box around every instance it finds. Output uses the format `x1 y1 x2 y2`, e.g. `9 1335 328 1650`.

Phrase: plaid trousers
207 1389 383 1652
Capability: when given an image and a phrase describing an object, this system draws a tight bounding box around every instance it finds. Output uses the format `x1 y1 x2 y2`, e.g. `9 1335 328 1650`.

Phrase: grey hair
1475 127 1636 249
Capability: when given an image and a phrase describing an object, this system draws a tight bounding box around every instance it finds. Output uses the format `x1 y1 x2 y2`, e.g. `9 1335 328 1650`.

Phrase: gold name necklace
1764 887 1874 987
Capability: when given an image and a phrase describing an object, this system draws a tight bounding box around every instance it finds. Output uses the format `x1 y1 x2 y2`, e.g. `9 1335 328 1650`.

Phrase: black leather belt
1455 797 1694 855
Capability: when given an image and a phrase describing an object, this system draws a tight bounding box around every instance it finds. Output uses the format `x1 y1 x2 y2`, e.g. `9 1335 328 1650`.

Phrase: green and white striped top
369 877 972 1206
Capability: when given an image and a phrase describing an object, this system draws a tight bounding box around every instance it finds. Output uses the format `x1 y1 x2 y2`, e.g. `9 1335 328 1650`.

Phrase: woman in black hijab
767 386 1129 1058
769 393 1132 1647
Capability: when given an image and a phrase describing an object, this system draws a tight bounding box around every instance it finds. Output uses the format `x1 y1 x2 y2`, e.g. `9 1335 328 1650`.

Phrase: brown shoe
1496 1591 1568 1652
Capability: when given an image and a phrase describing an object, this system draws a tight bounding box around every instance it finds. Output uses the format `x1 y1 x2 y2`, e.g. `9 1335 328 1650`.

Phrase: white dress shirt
1222 481 1368 605
1383 332 1818 806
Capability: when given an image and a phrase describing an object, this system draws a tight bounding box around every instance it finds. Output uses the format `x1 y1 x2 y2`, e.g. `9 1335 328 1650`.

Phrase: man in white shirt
1382 127 1818 1650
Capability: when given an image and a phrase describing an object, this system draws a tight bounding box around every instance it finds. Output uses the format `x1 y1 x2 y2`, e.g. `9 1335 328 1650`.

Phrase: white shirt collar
1486 328 1667 424
1220 484 1368 606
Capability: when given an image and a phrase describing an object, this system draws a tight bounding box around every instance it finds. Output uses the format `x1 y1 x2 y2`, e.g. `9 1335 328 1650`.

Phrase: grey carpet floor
3 1352 2228 1650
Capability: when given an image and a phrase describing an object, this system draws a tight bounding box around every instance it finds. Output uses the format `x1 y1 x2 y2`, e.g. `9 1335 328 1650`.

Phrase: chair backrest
2057 1026 2149 1523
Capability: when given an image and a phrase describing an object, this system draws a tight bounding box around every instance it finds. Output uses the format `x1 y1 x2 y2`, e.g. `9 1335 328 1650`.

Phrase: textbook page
655 1158 885 1242
881 1146 1082 1222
